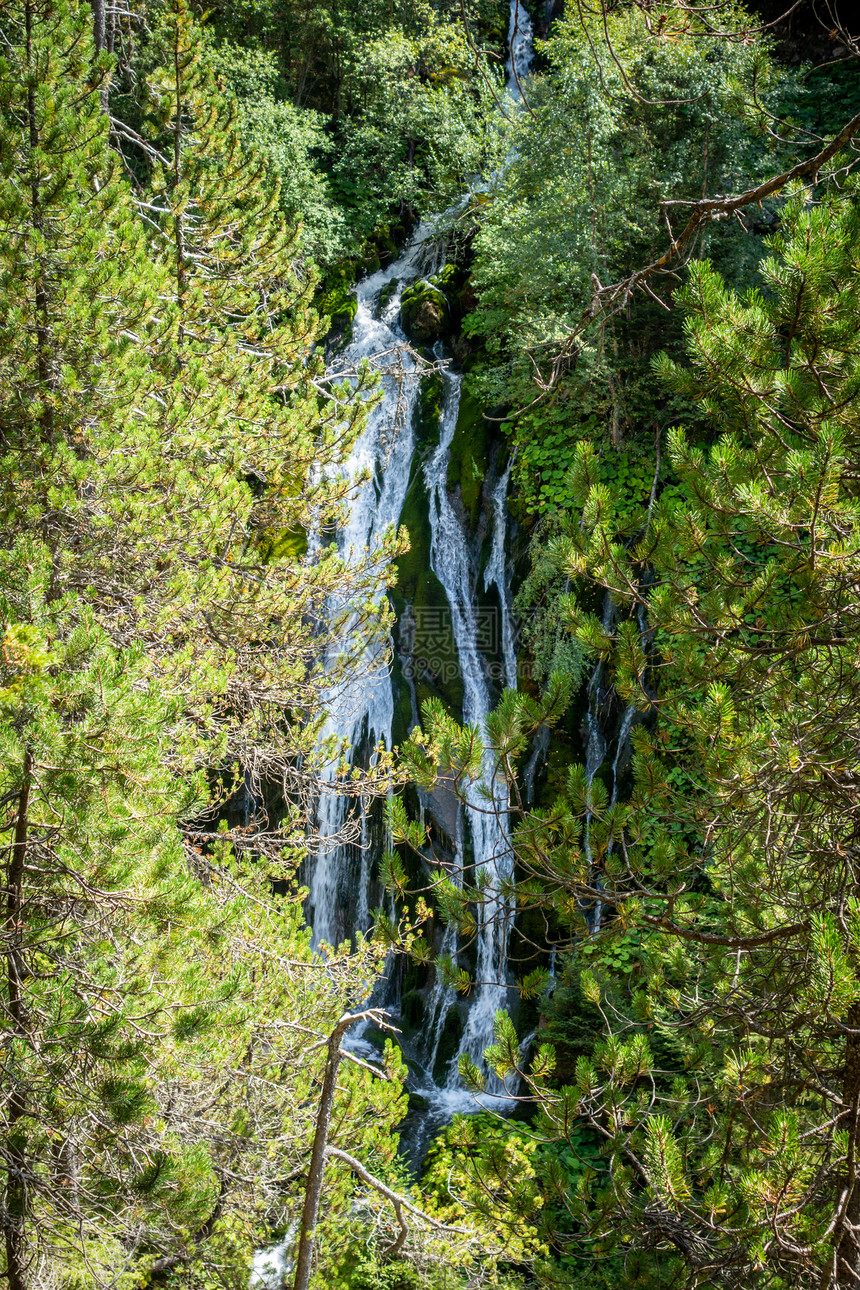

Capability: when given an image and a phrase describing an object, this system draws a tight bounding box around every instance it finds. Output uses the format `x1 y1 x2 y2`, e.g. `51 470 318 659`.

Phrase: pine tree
528 185 860 1288
104 0 400 841
0 1 408 1281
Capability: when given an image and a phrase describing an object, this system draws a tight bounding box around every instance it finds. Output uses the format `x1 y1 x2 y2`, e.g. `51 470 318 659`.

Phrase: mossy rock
401 934 433 995
432 1004 465 1083
375 230 399 264
364 221 403 270
446 389 491 528
389 642 416 749
378 277 399 313
401 280 449 343
415 372 443 447
392 463 465 720
406 571 464 719
391 463 433 606
432 262 461 291
320 280 357 341
361 1026 388 1052
430 263 471 322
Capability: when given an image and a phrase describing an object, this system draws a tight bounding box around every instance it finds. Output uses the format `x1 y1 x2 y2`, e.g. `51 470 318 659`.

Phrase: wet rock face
400 280 449 343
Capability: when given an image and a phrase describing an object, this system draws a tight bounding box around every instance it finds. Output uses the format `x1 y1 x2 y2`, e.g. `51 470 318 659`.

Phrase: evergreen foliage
0 0 409 1282
6 0 860 1284
399 183 860 1289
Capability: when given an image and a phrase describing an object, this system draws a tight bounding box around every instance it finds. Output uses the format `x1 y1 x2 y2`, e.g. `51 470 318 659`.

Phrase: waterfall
484 459 518 693
255 8 537 1281
422 371 515 1096
306 0 535 1098
306 225 441 948
419 1 533 1092
250 1227 294 1290
506 0 534 100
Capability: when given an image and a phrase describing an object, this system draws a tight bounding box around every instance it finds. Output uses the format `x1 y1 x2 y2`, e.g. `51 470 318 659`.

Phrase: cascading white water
307 0 533 1081
253 9 535 1284
423 374 516 1095
307 226 441 948
485 460 518 692
506 0 534 101
416 0 533 1094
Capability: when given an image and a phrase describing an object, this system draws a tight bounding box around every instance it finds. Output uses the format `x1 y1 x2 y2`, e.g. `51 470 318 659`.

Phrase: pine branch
325 1147 471 1235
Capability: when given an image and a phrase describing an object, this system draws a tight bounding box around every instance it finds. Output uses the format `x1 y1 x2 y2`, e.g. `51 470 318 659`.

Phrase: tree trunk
292 1015 353 1290
91 0 106 52
24 0 54 450
833 1002 860 1286
4 751 33 1290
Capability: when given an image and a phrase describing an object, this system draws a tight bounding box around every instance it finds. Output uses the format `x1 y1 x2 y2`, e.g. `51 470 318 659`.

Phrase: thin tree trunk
172 26 187 361
4 750 33 1290
834 1002 860 1287
91 0 106 52
292 1014 353 1290
90 0 111 113
24 0 53 449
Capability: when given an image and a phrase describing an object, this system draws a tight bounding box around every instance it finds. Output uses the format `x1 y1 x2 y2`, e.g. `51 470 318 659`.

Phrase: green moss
392 461 464 719
400 280 449 343
378 277 399 312
258 524 308 562
362 221 402 272
446 389 491 528
389 642 415 749
391 464 431 606
401 990 424 1028
413 561 464 719
319 278 357 343
431 262 460 293
415 372 443 447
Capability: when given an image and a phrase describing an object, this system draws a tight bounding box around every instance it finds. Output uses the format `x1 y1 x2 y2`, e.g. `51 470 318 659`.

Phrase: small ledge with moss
258 524 308 563
446 388 491 529
391 443 465 721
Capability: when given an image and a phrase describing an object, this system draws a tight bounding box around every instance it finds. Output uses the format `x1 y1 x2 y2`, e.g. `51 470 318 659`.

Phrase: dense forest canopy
2 0 860 1287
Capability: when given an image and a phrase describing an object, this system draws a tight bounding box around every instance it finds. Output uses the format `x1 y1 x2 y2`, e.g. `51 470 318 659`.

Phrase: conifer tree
106 0 400 841
0 1 409 1282
545 184 860 1288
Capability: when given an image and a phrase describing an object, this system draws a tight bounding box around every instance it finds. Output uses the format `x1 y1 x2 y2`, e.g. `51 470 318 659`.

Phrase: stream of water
252 10 535 1282
305 228 439 949
305 0 534 1104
